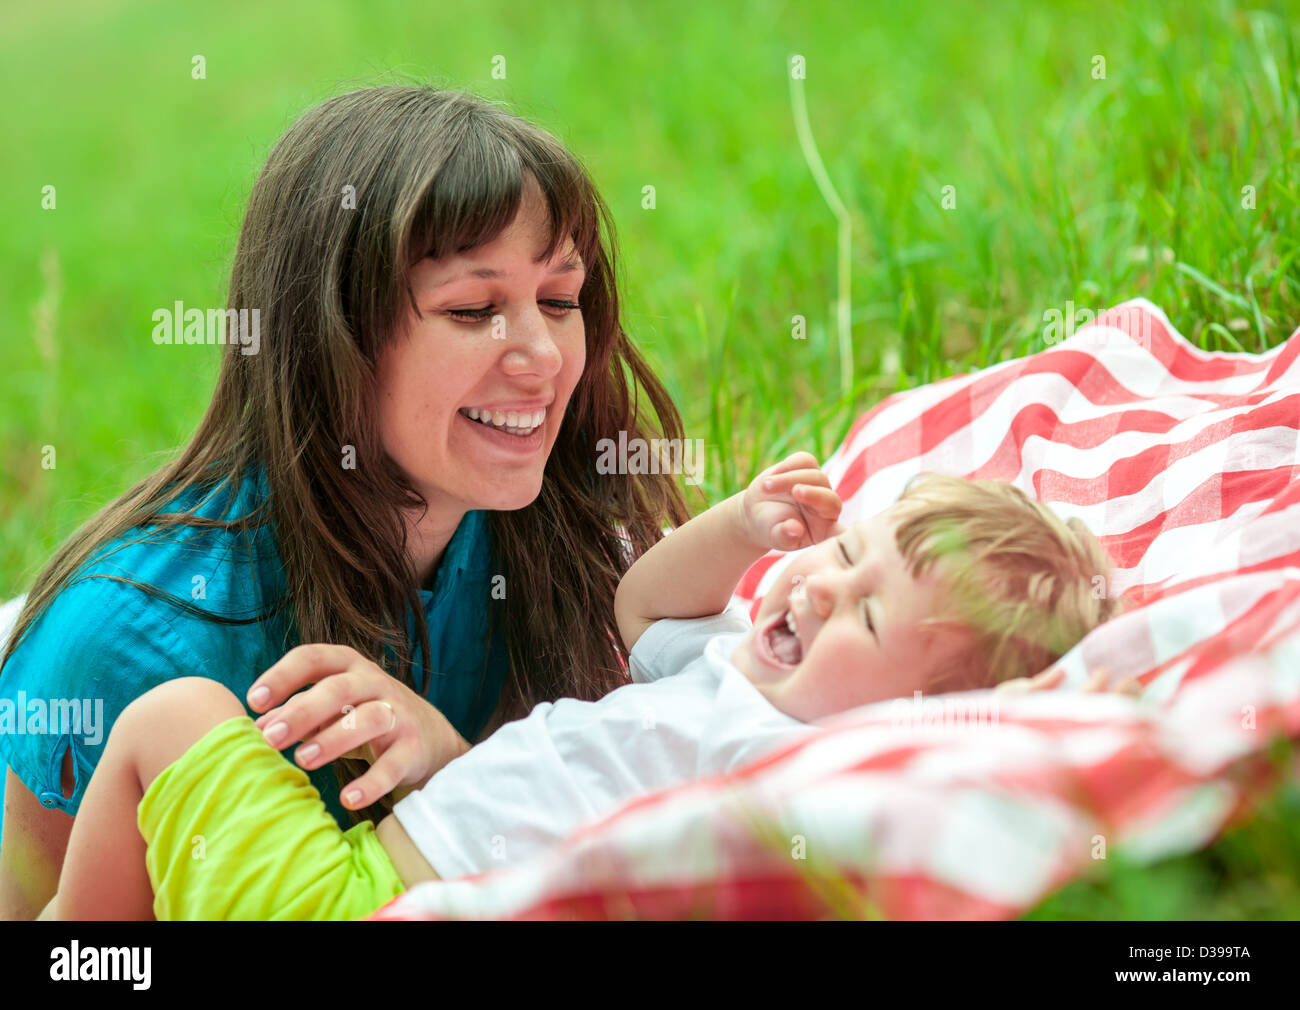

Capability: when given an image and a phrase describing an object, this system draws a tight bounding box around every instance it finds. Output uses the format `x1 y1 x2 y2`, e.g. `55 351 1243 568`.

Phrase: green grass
2 0 1297 918
1026 741 1300 919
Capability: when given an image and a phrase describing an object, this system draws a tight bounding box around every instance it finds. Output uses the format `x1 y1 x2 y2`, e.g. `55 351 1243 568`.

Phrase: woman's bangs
406 126 595 271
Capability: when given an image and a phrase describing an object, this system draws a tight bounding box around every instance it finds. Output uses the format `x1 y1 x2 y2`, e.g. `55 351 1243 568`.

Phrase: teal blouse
0 470 508 836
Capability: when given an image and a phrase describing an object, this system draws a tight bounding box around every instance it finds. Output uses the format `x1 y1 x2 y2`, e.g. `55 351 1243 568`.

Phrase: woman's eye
448 300 580 323
838 539 851 564
448 306 494 322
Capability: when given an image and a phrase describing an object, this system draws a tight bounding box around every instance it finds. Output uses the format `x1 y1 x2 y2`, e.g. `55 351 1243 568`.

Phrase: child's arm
375 814 440 885
614 452 842 650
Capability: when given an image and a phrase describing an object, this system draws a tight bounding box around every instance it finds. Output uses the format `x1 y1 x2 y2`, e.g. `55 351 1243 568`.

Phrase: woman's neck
404 505 468 588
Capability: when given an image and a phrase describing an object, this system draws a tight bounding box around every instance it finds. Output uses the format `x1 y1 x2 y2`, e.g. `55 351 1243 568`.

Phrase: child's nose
802 574 836 619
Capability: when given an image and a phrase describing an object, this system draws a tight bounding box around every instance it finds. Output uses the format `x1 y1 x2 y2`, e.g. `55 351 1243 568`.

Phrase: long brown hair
1 84 692 821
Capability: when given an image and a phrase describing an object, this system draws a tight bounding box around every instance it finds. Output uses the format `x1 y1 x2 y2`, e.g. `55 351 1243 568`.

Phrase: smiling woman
0 84 692 919
374 176 591 576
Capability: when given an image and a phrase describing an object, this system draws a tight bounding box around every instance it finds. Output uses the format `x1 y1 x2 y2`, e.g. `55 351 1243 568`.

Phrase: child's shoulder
629 606 753 685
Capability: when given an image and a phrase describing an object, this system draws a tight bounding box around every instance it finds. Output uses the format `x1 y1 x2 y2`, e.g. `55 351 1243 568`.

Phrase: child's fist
739 452 843 551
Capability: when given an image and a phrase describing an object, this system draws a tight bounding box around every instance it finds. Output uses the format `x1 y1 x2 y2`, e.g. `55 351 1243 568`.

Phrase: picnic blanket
372 299 1300 920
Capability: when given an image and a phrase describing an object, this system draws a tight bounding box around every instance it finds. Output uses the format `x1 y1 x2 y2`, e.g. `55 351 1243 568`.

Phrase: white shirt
393 606 813 880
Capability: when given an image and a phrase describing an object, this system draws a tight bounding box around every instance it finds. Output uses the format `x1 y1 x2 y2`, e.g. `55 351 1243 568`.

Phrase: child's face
731 503 962 722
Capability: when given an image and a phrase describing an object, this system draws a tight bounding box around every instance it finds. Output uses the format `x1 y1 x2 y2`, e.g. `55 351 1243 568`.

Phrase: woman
0 84 691 919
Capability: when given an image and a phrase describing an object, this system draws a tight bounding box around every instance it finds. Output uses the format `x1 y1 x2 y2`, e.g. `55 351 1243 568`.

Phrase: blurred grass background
2 0 1298 917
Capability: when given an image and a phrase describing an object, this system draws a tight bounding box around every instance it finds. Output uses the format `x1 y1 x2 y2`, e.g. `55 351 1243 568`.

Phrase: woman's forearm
0 765 74 920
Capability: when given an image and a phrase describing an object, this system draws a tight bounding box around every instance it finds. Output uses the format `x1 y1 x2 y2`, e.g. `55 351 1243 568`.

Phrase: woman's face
377 178 587 523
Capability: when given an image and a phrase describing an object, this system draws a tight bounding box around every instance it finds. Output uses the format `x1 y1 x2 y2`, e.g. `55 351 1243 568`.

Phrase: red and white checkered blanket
372 299 1300 920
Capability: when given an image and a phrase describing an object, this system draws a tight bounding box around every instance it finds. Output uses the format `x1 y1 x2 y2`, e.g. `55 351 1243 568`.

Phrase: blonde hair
889 472 1126 690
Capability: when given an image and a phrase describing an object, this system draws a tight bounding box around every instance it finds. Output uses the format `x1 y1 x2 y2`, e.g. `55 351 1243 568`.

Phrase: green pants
137 715 404 920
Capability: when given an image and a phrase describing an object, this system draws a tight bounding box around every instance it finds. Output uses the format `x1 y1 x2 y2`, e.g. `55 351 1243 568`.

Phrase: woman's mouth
455 404 548 455
756 607 803 670
458 405 547 437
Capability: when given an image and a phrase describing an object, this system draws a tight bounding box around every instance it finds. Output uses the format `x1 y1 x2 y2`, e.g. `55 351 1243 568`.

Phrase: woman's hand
738 451 844 552
246 644 470 810
994 666 1142 696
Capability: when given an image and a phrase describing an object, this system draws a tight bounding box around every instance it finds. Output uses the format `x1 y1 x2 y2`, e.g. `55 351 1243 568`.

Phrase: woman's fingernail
263 721 288 745
248 685 270 706
343 789 362 807
298 743 320 765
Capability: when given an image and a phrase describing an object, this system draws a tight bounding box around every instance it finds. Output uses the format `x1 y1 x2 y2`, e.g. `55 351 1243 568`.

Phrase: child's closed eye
837 538 877 638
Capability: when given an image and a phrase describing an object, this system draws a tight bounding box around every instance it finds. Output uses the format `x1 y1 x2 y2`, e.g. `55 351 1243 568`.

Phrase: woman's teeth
461 406 545 435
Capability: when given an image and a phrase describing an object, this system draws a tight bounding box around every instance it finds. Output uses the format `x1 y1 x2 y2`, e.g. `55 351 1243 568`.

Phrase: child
44 452 1125 920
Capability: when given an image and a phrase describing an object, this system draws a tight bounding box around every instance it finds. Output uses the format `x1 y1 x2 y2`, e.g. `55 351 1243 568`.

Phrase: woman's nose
502 310 564 375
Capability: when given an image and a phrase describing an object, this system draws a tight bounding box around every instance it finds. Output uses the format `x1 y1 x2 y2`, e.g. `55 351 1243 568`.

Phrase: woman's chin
468 476 546 513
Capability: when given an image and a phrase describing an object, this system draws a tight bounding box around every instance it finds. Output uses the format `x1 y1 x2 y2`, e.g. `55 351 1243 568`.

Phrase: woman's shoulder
0 579 212 817
85 468 285 612
2 578 195 690
4 468 287 689
0 469 297 818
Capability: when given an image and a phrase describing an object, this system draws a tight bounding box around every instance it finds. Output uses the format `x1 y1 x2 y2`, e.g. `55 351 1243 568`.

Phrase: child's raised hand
739 451 843 551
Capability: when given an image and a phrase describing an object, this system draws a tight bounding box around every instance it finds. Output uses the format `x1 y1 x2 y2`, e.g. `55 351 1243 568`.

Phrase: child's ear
931 632 984 692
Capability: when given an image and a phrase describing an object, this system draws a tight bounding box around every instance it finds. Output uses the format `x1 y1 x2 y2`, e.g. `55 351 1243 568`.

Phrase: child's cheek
816 631 878 711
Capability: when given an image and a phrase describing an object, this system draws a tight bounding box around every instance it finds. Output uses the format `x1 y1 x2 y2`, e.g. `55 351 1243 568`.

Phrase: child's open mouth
758 608 803 669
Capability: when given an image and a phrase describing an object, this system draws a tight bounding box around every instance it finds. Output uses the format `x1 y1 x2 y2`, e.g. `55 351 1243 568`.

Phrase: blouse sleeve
0 577 214 816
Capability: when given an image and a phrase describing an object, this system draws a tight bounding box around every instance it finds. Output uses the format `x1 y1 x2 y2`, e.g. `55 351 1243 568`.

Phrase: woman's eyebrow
427 255 584 289
547 254 585 273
